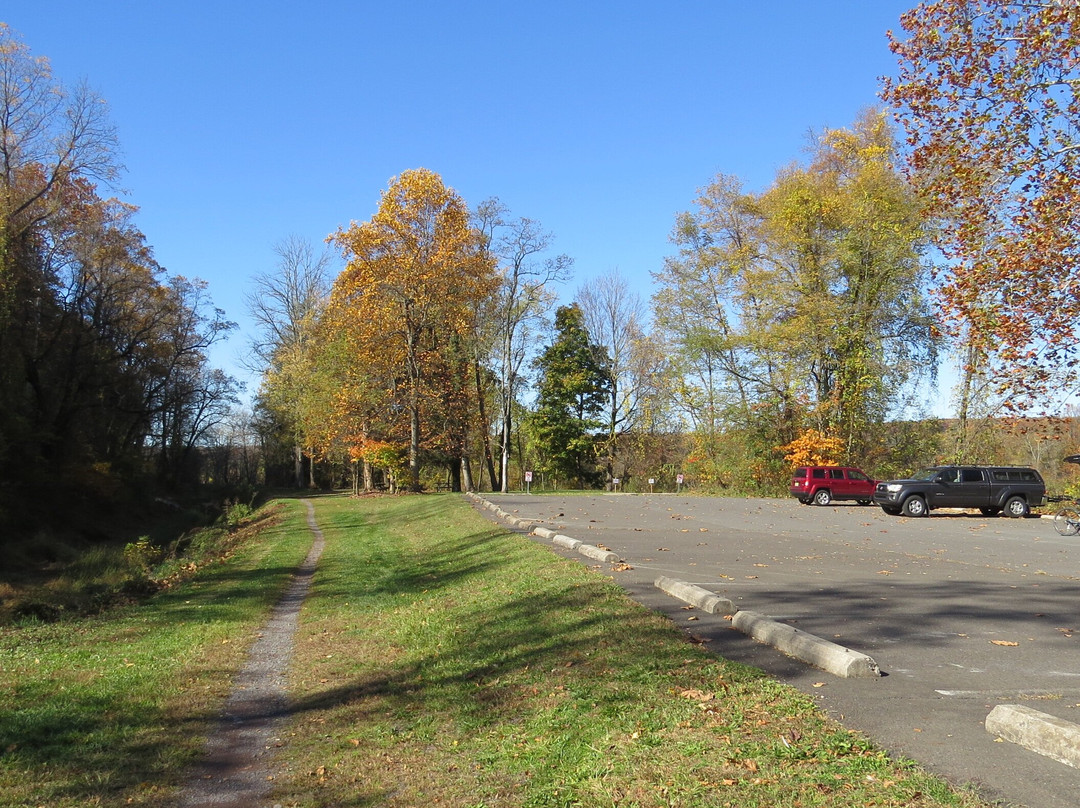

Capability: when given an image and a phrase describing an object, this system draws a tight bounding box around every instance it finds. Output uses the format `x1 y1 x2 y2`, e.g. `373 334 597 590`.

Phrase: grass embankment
1 494 990 807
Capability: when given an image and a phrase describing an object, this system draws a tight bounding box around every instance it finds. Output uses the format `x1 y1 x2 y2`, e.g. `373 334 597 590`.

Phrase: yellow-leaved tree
777 429 846 468
327 169 496 492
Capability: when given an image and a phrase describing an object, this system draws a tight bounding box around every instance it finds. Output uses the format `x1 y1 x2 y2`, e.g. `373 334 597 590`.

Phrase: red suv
790 466 876 506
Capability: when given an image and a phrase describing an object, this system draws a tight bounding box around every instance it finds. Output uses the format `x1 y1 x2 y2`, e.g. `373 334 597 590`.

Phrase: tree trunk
461 455 474 492
474 361 500 491
499 404 511 493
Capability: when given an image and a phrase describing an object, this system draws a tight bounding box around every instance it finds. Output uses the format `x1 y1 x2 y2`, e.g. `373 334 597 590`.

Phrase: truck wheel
813 489 832 506
902 496 927 517
1003 496 1029 518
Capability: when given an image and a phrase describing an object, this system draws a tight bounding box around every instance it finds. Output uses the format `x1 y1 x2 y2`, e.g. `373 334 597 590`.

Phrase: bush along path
174 500 325 808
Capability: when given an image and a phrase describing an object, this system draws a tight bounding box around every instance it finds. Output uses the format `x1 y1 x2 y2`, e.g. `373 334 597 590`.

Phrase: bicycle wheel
1053 507 1080 536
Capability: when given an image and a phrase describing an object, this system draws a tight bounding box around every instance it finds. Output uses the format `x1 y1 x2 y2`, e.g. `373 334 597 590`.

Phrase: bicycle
1050 454 1080 535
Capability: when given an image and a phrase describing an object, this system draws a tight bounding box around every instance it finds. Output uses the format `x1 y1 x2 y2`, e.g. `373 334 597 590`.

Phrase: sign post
524 470 532 494
676 473 684 493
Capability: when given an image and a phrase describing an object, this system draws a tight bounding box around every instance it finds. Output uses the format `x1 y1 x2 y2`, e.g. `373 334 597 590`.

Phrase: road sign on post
524 470 532 493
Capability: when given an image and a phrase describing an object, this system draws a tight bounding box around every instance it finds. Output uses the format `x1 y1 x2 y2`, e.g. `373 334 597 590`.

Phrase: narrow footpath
174 500 324 808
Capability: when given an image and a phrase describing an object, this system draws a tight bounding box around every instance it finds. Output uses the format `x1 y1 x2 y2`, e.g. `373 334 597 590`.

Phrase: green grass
0 493 991 807
0 499 314 807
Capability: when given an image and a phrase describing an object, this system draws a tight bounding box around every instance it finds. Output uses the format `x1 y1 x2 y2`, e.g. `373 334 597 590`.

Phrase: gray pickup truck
872 465 1045 517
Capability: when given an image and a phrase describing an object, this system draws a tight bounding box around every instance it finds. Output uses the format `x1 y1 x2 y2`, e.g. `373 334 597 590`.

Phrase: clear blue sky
5 2 938 409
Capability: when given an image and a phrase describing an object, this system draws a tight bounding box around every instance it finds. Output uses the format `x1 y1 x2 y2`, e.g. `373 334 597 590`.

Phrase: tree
473 199 572 491
578 269 652 485
883 2 1080 414
247 235 332 487
0 23 120 310
654 111 938 485
529 303 611 488
329 169 496 491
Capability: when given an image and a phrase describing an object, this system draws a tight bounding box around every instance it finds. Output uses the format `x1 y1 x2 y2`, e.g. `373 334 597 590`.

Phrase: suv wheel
1004 496 1029 518
902 496 927 517
813 489 832 506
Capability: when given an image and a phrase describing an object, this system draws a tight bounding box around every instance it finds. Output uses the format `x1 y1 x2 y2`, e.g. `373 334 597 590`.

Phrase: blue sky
4 2 940 410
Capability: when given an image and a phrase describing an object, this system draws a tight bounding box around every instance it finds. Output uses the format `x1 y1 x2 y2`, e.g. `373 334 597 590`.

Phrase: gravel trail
174 499 324 808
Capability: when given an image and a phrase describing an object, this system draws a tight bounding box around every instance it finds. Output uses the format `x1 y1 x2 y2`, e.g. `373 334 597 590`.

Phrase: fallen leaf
812 682 826 688
991 640 1019 646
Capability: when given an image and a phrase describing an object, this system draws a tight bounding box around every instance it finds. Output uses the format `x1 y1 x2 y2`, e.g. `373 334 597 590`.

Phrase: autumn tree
328 169 496 492
0 24 240 535
654 111 937 487
0 24 119 314
247 236 332 487
884 2 1080 417
529 303 612 488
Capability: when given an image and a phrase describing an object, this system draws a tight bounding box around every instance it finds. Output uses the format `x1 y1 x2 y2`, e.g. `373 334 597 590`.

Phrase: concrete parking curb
655 576 736 615
732 610 882 678
986 704 1080 768
469 493 879 679
468 493 621 564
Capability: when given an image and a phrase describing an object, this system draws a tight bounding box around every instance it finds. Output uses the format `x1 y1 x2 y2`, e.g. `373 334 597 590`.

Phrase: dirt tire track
174 499 324 808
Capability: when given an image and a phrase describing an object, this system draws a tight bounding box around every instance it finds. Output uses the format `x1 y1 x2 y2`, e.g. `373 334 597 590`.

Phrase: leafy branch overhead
884 1 1080 412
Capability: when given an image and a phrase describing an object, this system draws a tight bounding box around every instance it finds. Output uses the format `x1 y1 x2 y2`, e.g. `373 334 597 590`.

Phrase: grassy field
0 493 992 807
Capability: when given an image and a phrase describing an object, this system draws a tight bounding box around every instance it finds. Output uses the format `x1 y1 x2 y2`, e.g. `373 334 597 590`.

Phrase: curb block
469 494 879 679
552 534 582 550
986 704 1080 768
732 610 881 678
576 543 620 563
655 576 736 615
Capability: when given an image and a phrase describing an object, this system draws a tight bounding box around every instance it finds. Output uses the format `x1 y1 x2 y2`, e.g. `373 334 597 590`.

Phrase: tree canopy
884 1 1080 412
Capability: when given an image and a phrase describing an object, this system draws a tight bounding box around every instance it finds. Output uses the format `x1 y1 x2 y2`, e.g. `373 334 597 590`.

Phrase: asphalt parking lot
472 493 1080 808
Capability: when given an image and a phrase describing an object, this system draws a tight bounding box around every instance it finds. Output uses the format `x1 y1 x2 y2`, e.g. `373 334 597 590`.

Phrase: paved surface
473 493 1080 808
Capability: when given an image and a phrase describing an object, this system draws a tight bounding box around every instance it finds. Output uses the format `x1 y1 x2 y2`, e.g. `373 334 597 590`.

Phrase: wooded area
5 4 1080 551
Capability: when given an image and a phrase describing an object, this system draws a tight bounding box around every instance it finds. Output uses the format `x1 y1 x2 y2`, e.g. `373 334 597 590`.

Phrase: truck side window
937 469 959 483
961 469 984 483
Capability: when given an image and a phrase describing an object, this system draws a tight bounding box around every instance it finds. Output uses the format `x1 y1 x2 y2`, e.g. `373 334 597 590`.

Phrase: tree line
0 24 239 541
252 2 1080 495
5 2 1080 547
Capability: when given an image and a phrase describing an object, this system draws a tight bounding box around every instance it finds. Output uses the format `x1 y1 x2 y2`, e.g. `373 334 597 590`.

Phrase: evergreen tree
530 304 611 488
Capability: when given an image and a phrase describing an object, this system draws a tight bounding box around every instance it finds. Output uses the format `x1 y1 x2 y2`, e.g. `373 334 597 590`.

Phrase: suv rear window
812 468 827 479
793 468 807 479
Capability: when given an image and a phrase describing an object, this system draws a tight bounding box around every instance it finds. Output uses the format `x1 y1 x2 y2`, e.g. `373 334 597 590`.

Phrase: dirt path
174 500 324 808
